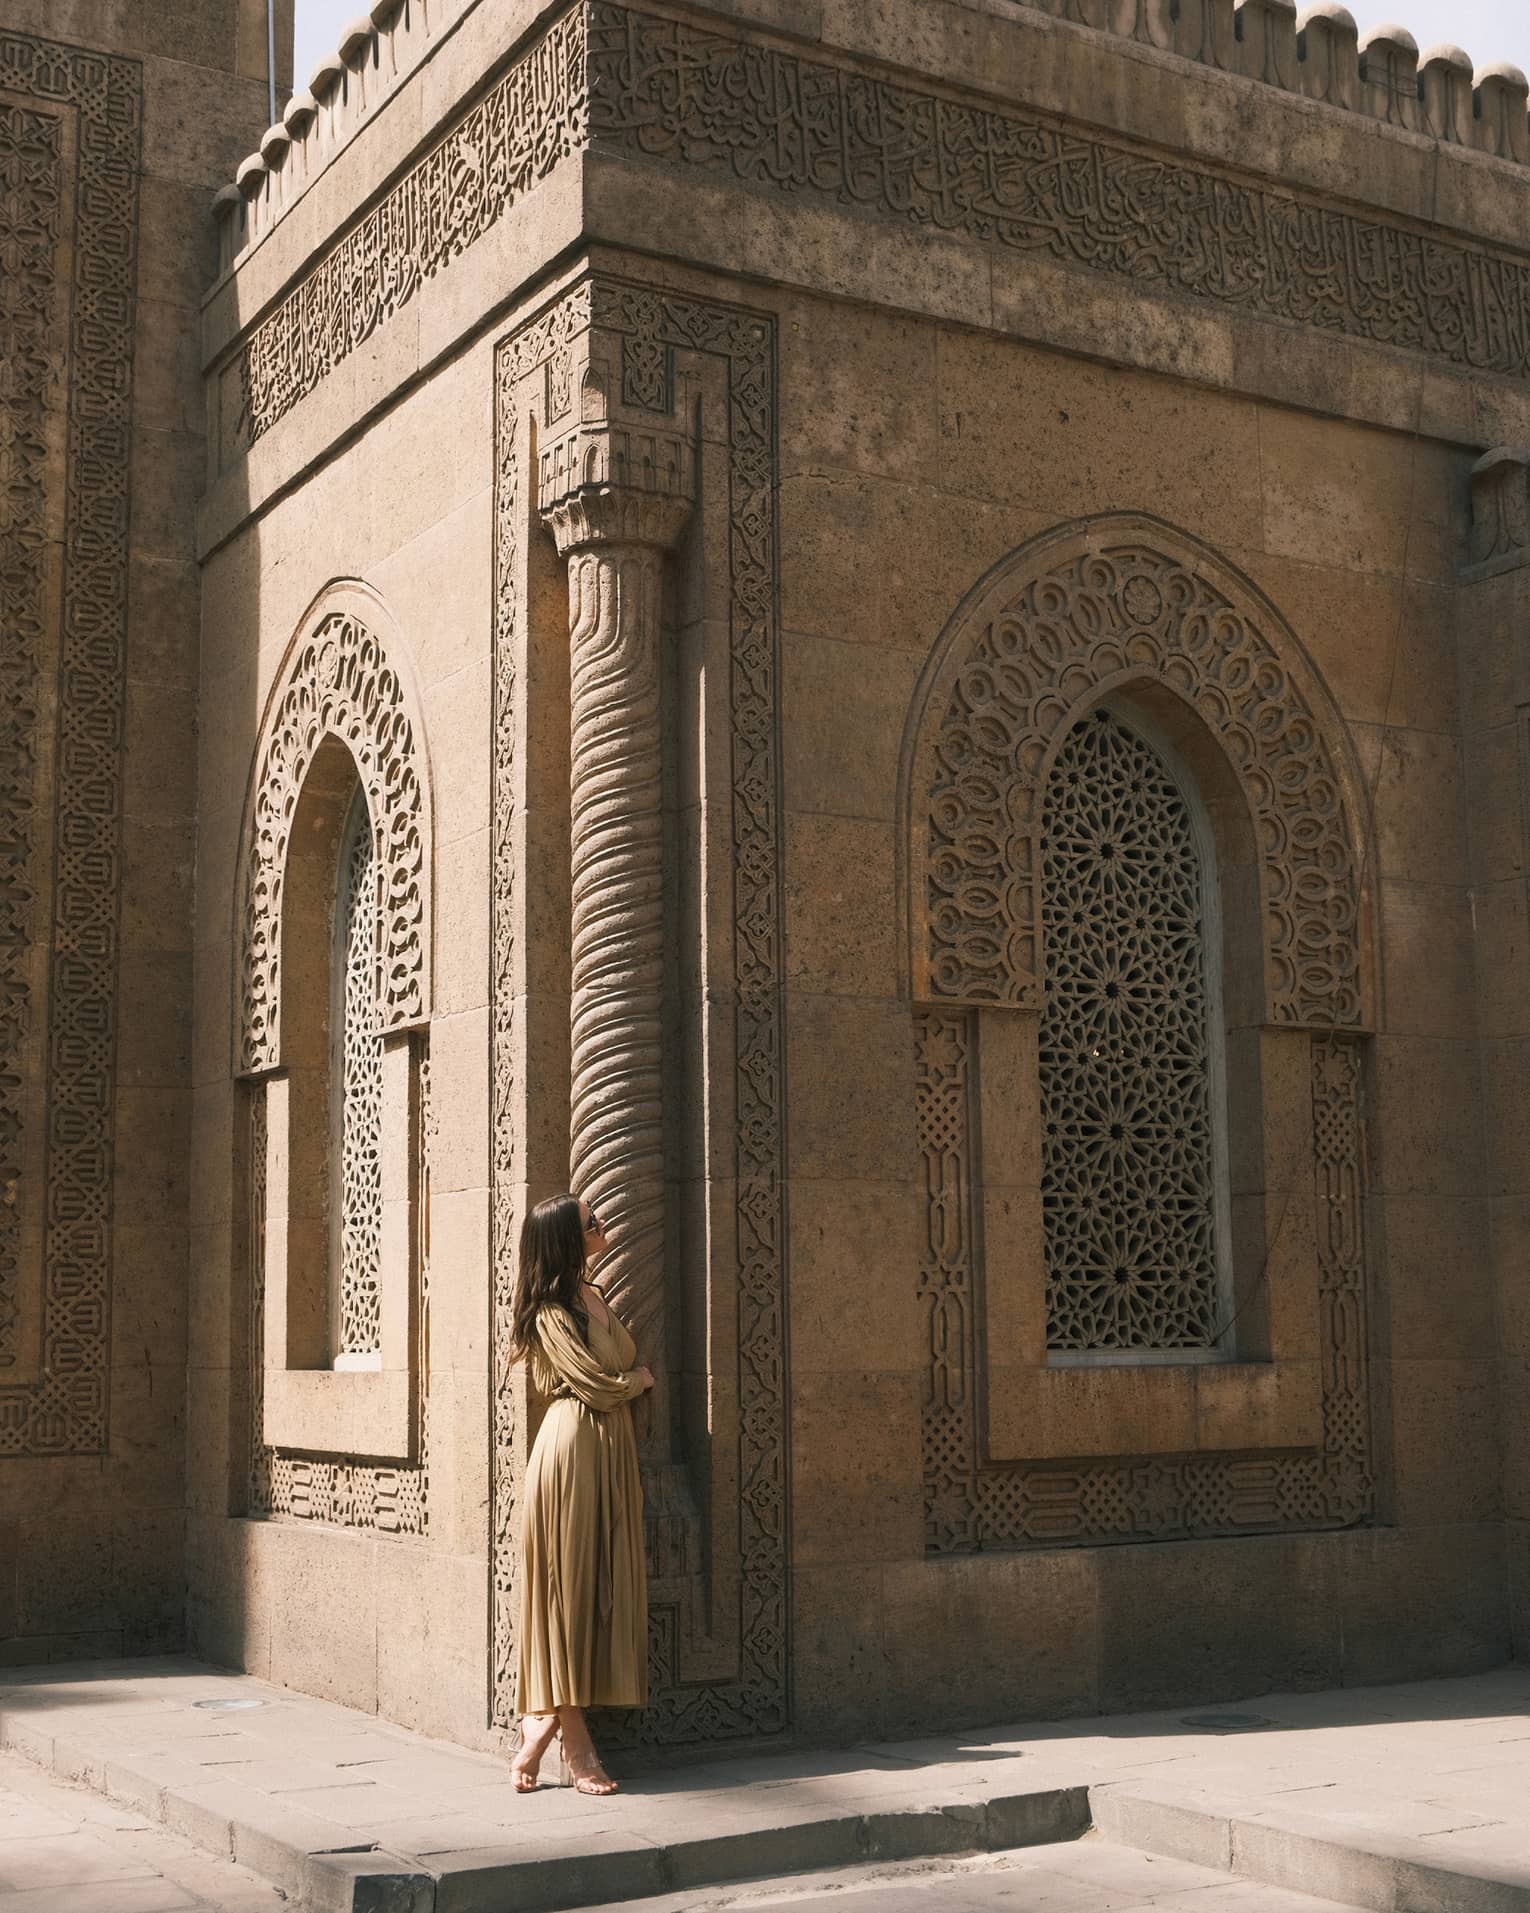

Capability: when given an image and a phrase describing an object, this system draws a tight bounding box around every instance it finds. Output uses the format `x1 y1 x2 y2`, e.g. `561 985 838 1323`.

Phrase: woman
509 1194 654 1796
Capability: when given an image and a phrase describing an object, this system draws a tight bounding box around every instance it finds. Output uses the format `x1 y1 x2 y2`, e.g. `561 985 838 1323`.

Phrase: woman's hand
632 1365 656 1393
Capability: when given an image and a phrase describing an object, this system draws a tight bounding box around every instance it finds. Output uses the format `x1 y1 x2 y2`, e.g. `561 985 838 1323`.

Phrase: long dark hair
510 1194 587 1361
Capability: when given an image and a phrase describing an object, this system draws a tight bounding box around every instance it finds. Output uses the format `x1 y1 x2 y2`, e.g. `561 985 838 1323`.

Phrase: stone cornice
219 0 1530 464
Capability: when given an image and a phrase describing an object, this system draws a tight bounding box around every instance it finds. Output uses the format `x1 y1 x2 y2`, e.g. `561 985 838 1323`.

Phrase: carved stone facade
9 0 1529 1741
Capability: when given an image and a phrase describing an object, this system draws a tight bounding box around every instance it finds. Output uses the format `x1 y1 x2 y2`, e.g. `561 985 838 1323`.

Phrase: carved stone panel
919 1007 1374 1551
491 278 787 1742
587 4 1530 386
238 597 431 1078
0 35 141 1455
907 522 1369 1031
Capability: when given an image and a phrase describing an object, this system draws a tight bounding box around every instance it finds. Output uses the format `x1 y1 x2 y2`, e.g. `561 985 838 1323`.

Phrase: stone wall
186 0 1529 1748
0 1 280 1660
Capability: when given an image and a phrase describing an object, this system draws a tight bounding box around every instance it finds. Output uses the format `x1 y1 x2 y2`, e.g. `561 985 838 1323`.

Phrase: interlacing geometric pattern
491 279 787 1742
0 36 140 1451
918 534 1363 1030
1041 708 1221 1352
240 609 428 1075
919 1009 1374 1551
335 799 384 1357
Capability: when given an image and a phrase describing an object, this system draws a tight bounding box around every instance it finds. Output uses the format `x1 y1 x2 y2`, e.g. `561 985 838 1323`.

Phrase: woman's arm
535 1306 650 1410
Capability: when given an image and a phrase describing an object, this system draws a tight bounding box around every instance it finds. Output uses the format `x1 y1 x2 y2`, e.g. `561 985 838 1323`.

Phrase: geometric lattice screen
333 793 384 1359
1040 707 1223 1354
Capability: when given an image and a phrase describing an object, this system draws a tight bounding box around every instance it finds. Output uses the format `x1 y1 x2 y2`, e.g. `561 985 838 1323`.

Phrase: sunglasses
582 1206 603 1235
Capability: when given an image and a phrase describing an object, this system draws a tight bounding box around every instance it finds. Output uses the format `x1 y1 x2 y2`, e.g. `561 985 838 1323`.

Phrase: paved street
585 1837 1368 1912
0 1748 285 1913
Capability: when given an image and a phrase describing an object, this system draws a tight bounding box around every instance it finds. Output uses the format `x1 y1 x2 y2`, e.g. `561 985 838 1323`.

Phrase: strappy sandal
556 1729 619 1795
509 1716 557 1792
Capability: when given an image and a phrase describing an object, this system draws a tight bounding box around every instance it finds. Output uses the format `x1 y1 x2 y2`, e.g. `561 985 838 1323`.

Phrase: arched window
1039 701 1232 1360
329 789 384 1368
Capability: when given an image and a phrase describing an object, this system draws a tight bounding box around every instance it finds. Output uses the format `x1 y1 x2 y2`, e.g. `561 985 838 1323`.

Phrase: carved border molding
237 3 587 449
0 34 141 1455
490 276 788 1741
227 2 1530 455
905 519 1370 1031
587 4 1530 385
237 592 432 1077
918 1009 1374 1550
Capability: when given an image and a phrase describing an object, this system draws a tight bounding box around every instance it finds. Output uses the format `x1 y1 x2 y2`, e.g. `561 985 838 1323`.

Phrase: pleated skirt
515 1396 647 1713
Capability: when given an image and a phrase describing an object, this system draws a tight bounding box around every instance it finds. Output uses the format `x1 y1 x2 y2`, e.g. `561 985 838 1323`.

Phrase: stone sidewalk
0 1658 1527 1912
0 1744 285 1912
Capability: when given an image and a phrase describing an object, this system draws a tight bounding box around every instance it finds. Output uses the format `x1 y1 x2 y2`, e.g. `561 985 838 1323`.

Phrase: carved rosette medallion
0 35 141 1455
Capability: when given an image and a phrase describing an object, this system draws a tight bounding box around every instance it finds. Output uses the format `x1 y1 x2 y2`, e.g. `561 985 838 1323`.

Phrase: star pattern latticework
1040 708 1220 1352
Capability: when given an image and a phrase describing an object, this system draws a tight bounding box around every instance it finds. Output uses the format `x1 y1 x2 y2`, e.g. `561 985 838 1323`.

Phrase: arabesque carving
0 34 140 1454
239 604 431 1077
911 526 1366 1030
918 1009 1373 1550
491 279 787 1743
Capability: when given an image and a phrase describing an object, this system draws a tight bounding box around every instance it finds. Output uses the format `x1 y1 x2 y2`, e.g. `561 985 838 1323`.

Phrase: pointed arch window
1039 701 1233 1360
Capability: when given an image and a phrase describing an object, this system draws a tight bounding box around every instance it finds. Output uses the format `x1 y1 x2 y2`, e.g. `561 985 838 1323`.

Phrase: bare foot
510 1715 559 1792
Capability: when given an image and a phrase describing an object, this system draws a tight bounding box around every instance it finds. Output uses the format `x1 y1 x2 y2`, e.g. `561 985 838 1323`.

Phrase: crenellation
216 0 469 274
1358 24 1422 131
1234 0 1298 92
1418 44 1475 146
1296 4 1359 106
1474 62 1530 164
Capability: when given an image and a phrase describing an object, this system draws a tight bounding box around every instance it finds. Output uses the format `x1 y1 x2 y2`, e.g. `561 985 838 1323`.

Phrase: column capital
538 419 694 556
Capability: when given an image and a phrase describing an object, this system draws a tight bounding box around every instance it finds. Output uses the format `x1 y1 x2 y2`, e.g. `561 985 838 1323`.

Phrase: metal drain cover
191 1697 265 1712
1179 1712 1273 1731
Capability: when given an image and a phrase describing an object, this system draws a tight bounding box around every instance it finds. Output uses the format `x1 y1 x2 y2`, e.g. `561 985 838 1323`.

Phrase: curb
1094 1783 1530 1913
0 1707 1090 1913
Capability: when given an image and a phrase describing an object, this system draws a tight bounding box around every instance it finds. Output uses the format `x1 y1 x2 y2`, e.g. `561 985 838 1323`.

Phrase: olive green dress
516 1302 648 1714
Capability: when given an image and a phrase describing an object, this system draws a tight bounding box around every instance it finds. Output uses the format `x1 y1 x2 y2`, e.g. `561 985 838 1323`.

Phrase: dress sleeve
534 1306 645 1411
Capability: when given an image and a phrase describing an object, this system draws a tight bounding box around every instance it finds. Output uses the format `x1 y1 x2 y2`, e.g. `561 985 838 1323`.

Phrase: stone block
1388 1359 1502 1527
1378 881 1474 1039
784 813 898 998
423 1006 489 1195
1478 1037 1530 1199
880 1550 1099 1732
791 1370 921 1568
782 632 925 824
1335 1523 1508 1684
790 1563 886 1740
1371 727 1466 887
267 1527 379 1713
112 1223 190 1371
1257 408 1438 581
115 952 193 1091
935 326 1258 552
780 299 939 485
1095 1534 1342 1711
1472 881 1530 1040
1464 721 1525 887
1377 1198 1493 1361
786 996 919 1185
1489 1196 1530 1356
1369 1038 1480 1199
788 1177 919 1373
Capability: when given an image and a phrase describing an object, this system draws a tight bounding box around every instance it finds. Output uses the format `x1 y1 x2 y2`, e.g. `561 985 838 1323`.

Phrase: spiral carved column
540 423 692 1485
